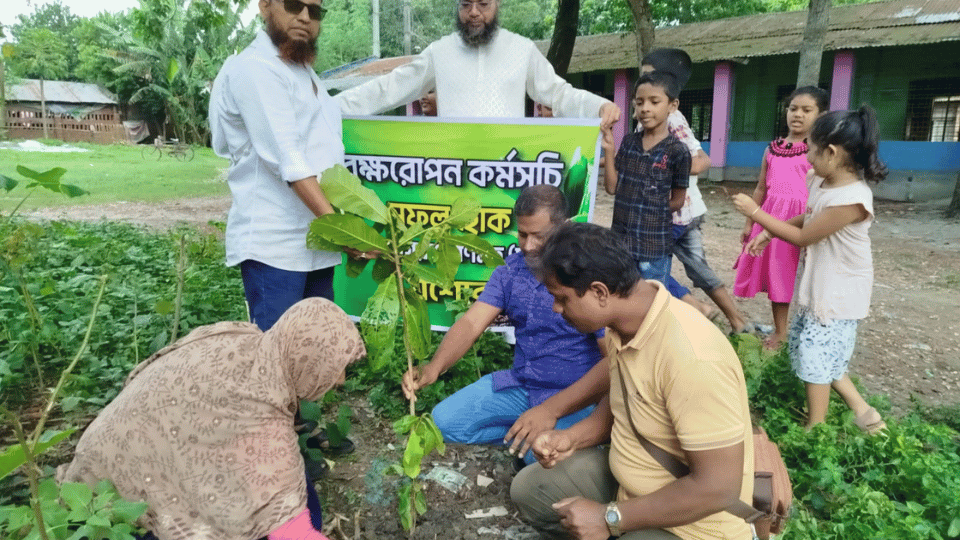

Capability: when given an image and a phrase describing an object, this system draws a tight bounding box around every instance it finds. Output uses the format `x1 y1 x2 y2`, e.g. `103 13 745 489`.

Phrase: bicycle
141 138 195 162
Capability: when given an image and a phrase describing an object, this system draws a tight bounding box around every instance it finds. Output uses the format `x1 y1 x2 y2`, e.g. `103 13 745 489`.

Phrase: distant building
5 79 130 144
321 0 960 201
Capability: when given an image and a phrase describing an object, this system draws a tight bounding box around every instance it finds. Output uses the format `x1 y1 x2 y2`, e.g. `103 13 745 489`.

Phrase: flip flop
854 407 887 435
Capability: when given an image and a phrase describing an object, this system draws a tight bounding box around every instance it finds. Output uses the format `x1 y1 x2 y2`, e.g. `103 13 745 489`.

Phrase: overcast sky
2 0 259 37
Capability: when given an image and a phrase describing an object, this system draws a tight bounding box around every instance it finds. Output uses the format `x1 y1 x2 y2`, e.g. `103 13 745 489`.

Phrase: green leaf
402 261 446 287
165 57 180 84
409 228 436 262
61 482 93 511
0 174 18 192
0 428 76 480
299 400 323 422
398 481 413 531
436 239 462 283
397 222 425 247
58 183 89 198
319 165 390 224
446 198 481 228
344 255 368 278
16 165 64 183
447 233 505 268
360 277 400 371
402 428 424 478
393 414 419 435
155 299 174 315
371 258 395 283
403 289 432 362
414 485 427 515
309 214 389 252
111 500 148 523
948 517 960 537
305 220 343 252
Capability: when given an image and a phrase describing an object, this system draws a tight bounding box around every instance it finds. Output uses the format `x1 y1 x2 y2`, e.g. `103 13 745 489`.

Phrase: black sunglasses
282 0 327 21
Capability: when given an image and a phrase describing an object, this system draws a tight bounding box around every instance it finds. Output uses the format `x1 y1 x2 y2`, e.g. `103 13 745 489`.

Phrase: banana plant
306 165 504 533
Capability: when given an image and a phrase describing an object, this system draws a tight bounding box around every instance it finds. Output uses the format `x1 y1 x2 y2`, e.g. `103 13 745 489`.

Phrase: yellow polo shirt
607 282 753 540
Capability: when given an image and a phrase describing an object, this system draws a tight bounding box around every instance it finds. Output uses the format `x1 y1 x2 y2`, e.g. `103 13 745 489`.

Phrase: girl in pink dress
734 86 828 348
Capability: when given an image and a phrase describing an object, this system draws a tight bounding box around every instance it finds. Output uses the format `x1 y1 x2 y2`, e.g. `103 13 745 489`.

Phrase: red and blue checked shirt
612 132 691 261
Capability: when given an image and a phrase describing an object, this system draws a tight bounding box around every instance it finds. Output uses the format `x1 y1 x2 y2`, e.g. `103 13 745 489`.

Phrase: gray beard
456 15 499 47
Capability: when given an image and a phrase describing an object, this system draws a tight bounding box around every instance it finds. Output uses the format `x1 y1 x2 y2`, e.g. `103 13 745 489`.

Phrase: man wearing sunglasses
335 0 620 127
210 0 347 335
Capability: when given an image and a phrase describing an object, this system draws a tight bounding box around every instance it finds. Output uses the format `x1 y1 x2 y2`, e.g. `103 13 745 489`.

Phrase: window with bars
678 88 712 142
906 78 960 141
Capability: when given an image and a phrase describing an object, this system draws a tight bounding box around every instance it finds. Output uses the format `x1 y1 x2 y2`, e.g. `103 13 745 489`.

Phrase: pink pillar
709 62 734 168
613 69 630 149
830 51 856 111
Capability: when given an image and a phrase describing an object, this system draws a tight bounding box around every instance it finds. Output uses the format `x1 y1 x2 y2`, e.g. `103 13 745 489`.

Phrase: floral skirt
788 308 859 384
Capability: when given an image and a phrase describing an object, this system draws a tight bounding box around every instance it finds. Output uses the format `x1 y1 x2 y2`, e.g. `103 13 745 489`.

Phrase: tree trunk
796 0 831 87
546 0 579 77
625 0 655 67
946 171 960 219
0 56 6 140
40 78 49 139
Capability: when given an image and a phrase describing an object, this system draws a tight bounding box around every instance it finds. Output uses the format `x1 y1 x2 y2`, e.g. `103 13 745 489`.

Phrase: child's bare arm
601 126 618 195
690 149 711 175
670 188 687 212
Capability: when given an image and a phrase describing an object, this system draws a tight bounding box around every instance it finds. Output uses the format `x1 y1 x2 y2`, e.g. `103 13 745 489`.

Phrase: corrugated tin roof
548 0 960 71
321 0 960 83
8 79 117 105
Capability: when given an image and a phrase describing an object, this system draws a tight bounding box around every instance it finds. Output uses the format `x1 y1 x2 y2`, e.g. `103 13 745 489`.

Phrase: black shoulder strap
614 359 764 523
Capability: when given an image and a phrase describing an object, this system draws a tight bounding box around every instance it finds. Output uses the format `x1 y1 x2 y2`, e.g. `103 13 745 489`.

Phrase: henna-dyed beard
264 10 319 64
456 13 498 47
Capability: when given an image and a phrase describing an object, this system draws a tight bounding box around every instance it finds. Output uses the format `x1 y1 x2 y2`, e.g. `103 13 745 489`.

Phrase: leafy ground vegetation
2 179 959 538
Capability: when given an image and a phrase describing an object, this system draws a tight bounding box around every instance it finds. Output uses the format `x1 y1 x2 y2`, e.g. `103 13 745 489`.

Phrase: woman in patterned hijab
58 298 365 540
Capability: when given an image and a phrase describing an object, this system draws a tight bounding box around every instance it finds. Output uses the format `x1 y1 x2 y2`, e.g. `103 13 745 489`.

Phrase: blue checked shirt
612 132 691 261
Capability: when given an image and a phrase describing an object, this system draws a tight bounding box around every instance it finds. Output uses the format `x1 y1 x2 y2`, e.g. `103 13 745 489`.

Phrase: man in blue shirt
402 185 609 461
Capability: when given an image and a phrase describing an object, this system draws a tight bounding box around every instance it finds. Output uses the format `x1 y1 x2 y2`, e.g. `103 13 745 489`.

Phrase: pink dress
734 138 810 303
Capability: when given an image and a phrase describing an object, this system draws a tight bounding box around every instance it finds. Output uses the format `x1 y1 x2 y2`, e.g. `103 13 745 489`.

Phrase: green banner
334 116 602 328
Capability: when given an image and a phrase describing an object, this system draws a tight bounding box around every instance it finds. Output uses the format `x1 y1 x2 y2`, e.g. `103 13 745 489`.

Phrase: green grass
0 142 230 211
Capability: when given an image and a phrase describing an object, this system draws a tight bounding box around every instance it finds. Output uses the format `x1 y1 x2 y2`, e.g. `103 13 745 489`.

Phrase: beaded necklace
769 137 808 158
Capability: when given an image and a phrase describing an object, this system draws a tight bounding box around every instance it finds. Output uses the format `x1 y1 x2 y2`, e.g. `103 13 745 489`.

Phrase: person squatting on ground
57 299 366 540
334 0 620 127
732 106 888 433
511 222 754 540
210 0 369 332
635 48 751 335
402 185 610 463
733 86 830 349
602 71 691 286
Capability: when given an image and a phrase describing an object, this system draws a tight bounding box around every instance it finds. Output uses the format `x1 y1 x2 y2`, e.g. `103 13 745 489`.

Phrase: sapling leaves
1 174 18 192
344 255 368 278
319 165 390 224
0 428 76 480
402 262 445 287
397 222 425 247
403 289 431 362
360 277 400 371
309 214 389 252
446 198 481 228
371 258 395 283
446 233 505 268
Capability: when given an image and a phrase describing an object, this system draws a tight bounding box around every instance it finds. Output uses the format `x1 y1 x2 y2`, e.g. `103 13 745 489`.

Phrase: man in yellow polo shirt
511 222 753 540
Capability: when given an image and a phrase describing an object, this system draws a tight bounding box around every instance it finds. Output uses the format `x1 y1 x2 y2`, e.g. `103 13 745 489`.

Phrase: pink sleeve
268 508 329 540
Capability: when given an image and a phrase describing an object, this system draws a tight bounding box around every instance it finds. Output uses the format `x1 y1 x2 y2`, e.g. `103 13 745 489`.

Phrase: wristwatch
604 502 622 537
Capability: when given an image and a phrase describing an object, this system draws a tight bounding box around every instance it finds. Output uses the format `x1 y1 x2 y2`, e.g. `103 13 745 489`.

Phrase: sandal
854 407 887 435
305 429 356 456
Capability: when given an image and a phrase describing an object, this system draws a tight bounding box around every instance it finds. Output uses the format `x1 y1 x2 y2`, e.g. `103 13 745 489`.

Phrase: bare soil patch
27 184 960 538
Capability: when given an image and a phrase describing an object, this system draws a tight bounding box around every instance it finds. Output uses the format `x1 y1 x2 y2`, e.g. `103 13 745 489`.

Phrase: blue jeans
240 260 336 331
673 216 724 292
432 374 595 464
637 256 672 287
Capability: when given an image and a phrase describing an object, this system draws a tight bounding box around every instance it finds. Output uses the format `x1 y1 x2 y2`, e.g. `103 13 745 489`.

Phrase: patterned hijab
58 298 365 540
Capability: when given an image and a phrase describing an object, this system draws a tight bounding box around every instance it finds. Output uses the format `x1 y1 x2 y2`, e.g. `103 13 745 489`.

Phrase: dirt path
26 184 960 539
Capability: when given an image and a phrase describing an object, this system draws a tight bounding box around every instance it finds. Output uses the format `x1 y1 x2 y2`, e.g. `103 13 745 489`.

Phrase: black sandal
304 429 356 456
